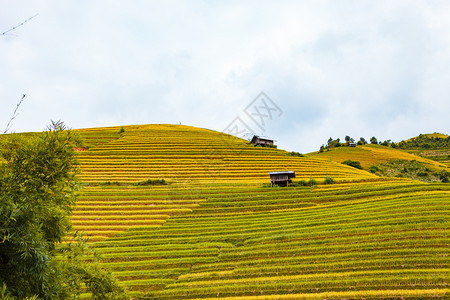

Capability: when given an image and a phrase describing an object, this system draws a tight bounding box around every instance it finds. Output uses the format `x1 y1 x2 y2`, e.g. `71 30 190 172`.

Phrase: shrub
288 151 304 157
134 179 168 186
324 176 335 184
119 126 125 134
439 170 450 183
342 160 363 170
99 181 122 186
369 165 380 173
308 178 318 186
297 180 307 186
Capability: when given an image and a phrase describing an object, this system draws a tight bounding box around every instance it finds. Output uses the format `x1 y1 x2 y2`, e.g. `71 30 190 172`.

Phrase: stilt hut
251 135 274 147
268 171 296 187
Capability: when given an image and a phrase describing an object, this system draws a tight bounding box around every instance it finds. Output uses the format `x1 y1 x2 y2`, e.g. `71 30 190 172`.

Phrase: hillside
69 125 450 299
397 133 450 167
307 144 446 170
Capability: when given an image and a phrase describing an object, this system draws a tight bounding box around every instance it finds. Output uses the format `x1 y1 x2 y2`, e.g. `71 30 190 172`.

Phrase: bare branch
1 14 39 37
3 94 26 135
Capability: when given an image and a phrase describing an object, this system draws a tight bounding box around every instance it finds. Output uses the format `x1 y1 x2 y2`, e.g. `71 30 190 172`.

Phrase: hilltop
63 124 450 299
396 133 450 167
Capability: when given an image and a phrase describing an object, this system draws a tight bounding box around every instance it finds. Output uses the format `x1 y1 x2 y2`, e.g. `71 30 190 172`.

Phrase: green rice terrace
71 124 449 299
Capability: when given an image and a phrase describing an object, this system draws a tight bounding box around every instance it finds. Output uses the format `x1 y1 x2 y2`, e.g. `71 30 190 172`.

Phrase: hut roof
251 135 274 143
268 171 296 178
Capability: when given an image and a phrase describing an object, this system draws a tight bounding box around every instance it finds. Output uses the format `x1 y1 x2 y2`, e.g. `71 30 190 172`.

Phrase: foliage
134 179 168 186
324 176 335 184
371 159 449 183
369 165 380 173
287 151 304 157
357 137 367 145
370 136 378 144
342 160 363 170
438 169 450 183
397 133 450 150
66 124 449 298
297 180 307 186
0 121 127 299
119 126 125 134
380 140 391 146
308 177 318 186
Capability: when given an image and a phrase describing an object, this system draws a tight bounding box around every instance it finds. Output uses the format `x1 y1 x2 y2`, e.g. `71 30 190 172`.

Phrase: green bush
134 179 168 186
297 180 307 186
288 151 304 157
324 176 335 184
342 160 363 170
369 165 380 173
308 178 318 186
0 122 127 299
439 170 450 183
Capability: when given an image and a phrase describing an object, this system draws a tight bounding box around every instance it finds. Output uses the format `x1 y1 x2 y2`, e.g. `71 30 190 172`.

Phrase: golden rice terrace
71 124 449 299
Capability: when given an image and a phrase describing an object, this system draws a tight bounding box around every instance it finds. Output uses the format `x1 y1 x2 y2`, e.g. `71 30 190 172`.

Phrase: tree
370 136 378 144
345 136 355 145
357 137 367 145
0 121 126 299
342 160 363 170
380 139 391 147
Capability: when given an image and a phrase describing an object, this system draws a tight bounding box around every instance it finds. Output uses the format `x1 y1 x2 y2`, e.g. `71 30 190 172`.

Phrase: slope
397 133 450 167
307 144 447 171
70 125 449 299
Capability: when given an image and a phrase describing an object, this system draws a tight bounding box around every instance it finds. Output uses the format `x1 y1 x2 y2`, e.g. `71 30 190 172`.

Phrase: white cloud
1 0 449 152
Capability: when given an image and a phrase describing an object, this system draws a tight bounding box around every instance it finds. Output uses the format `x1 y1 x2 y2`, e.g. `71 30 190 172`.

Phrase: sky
1 0 449 153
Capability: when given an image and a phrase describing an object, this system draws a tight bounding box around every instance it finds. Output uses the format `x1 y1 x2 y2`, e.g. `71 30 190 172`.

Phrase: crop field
307 144 447 171
70 125 450 298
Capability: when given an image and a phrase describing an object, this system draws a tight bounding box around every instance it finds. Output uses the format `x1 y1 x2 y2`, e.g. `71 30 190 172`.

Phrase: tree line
320 135 395 152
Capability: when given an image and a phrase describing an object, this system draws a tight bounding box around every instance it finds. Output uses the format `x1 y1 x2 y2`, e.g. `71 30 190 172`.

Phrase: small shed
349 142 356 147
268 171 296 187
251 135 274 147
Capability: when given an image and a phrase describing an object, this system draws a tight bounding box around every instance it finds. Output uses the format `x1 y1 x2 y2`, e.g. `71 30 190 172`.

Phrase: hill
396 133 450 167
307 143 449 182
69 125 449 298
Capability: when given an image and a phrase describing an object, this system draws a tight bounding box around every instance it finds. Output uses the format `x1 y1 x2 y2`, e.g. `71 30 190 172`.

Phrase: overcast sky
1 1 449 153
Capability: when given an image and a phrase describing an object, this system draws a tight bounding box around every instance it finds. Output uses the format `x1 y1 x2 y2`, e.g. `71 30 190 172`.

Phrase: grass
65 124 450 299
308 143 447 171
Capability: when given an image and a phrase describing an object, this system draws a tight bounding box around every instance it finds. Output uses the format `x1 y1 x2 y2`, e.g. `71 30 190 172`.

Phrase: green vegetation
397 133 450 149
89 180 450 299
0 122 126 299
134 179 168 186
324 176 335 184
308 177 318 186
5 124 448 299
370 159 449 183
287 151 304 157
369 165 380 173
342 160 363 170
395 133 450 167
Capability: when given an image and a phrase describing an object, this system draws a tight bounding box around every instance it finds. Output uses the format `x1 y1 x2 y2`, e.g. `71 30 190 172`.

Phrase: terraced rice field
71 125 450 298
307 144 447 171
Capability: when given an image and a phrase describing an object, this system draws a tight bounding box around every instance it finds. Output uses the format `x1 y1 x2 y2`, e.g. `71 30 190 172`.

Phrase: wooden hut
251 135 274 147
268 171 296 187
